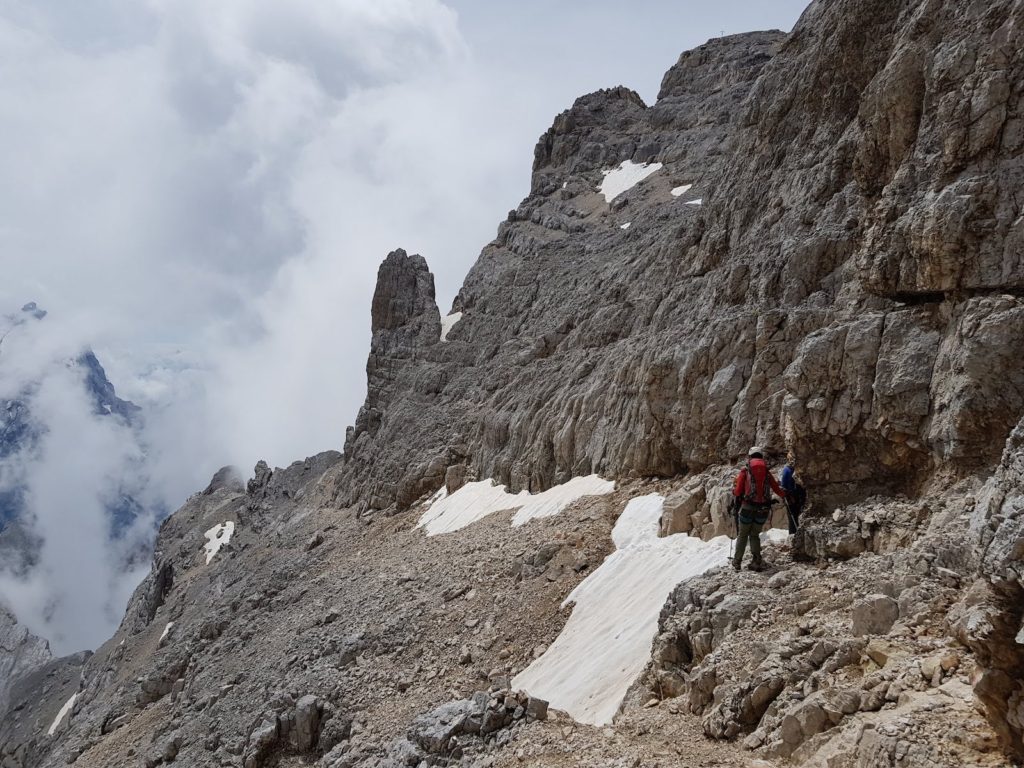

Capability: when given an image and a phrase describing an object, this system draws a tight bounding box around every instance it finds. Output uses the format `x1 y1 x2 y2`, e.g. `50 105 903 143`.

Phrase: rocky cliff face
331 0 1024 517
0 607 50 718
3 1 1024 767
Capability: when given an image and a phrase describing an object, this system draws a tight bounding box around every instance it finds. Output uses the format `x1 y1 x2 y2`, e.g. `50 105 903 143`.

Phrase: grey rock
525 696 548 721
0 604 50 716
294 694 321 752
409 699 473 753
203 466 244 495
660 485 704 536
779 697 830 755
851 594 900 636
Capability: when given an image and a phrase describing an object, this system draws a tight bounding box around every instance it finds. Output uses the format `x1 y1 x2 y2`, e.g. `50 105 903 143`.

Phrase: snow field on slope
511 475 616 526
416 475 614 536
159 621 174 644
512 494 786 726
670 183 693 197
203 521 235 564
440 312 463 341
598 160 663 203
47 692 78 736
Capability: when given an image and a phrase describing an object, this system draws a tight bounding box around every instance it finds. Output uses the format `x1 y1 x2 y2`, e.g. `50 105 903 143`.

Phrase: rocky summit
3 1 1024 767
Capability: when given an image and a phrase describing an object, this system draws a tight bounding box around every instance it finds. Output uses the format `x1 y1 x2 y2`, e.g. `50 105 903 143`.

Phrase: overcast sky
0 0 808 651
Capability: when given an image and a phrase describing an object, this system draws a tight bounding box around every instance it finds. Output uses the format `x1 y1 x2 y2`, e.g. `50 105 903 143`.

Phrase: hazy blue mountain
0 304 143 533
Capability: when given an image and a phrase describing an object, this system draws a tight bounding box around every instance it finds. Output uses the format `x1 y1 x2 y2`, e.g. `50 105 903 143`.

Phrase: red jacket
733 458 785 504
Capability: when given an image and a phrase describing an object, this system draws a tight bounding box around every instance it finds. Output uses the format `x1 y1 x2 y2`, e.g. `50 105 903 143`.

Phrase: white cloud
0 323 155 653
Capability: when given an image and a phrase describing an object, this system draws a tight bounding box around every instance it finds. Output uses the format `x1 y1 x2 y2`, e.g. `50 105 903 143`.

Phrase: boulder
661 485 705 536
409 699 474 753
525 696 549 721
294 695 320 752
779 697 830 753
851 594 899 636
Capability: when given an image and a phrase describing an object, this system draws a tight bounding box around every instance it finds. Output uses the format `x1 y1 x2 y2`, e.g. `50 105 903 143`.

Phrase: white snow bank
670 183 693 197
513 494 786 726
159 621 174 644
47 692 78 736
609 493 663 549
417 475 614 536
511 475 616 527
598 160 663 203
619 222 631 230
440 311 463 342
203 521 235 564
685 198 703 206
425 486 447 506
417 480 518 536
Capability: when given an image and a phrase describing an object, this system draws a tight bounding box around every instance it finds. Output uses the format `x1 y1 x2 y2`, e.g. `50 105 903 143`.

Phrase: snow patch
203 521 235 564
424 486 447 506
598 160 663 203
439 312 463 342
608 494 663 549
47 692 78 736
619 222 631 230
417 480 515 535
511 475 616 527
670 183 693 197
417 475 614 536
685 198 703 206
513 494 786 726
159 621 174 644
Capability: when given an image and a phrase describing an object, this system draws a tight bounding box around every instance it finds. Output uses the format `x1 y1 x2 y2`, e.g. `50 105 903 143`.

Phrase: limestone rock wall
0 605 50 717
331 0 1024 514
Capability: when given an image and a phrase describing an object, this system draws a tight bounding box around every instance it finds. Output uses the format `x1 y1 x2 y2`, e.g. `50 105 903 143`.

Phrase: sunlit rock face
330 1 1024 516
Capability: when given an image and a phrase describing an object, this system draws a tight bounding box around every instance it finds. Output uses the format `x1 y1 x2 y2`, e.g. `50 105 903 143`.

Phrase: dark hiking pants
733 504 769 565
734 520 764 564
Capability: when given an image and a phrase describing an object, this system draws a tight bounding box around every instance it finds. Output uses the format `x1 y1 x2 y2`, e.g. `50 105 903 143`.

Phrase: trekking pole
728 502 737 561
783 497 797 533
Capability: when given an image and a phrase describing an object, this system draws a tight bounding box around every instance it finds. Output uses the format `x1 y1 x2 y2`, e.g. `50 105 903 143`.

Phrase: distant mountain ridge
0 303 142 533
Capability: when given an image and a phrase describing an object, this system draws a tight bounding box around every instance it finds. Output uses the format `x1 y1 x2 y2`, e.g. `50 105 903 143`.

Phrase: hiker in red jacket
731 446 787 572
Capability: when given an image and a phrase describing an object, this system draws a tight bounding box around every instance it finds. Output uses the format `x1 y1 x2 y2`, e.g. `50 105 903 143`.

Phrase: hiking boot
731 559 741 572
748 558 766 572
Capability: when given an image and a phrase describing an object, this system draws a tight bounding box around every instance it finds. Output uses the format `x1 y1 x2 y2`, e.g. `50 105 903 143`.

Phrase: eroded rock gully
4 1 1024 767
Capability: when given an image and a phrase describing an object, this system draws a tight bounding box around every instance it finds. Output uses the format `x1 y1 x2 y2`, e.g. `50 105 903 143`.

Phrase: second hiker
781 454 807 535
731 446 787 572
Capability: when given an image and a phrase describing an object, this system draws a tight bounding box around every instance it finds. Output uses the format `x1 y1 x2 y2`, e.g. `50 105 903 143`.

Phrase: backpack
741 461 772 507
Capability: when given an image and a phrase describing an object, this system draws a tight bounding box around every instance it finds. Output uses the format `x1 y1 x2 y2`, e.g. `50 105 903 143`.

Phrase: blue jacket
781 465 796 493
